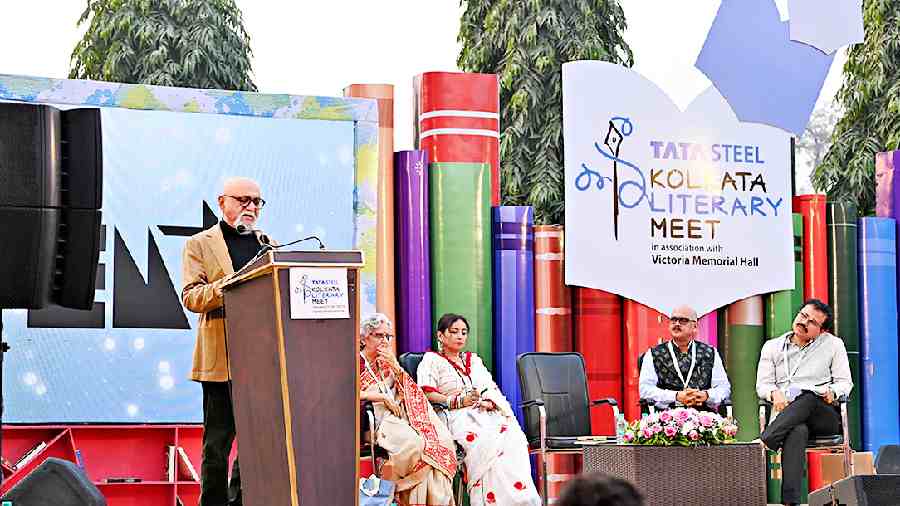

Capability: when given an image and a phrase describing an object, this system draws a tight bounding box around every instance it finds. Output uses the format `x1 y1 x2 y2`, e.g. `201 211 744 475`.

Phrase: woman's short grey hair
360 313 393 336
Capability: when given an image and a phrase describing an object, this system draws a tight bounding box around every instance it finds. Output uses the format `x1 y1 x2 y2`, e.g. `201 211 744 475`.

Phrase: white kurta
417 351 541 506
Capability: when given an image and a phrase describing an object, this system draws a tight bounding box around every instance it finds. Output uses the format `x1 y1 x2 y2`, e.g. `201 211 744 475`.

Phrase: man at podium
181 176 270 506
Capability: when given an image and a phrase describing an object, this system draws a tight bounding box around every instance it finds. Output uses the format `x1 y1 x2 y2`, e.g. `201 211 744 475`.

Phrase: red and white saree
417 352 541 506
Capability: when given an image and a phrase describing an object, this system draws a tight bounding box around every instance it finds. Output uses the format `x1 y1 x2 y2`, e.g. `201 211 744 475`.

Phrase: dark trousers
200 381 242 506
760 391 841 504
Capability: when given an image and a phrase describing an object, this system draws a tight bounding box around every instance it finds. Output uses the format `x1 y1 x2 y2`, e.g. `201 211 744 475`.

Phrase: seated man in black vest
638 305 731 411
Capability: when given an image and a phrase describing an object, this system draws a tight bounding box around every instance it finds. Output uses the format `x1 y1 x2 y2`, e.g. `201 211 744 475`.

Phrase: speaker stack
809 475 900 505
0 102 103 310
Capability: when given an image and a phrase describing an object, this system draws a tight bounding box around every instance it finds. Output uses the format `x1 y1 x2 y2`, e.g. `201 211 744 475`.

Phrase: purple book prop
394 150 432 354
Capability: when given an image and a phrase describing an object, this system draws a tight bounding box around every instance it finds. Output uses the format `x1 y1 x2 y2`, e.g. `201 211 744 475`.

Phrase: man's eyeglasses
223 195 266 209
670 317 696 325
797 311 822 328
371 332 393 342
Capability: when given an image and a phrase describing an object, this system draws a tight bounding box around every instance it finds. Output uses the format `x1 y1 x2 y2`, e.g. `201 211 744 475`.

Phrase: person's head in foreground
557 472 644 506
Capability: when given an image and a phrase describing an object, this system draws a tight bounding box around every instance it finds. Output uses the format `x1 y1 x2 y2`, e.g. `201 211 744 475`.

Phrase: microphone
278 235 326 250
235 223 252 235
232 233 326 278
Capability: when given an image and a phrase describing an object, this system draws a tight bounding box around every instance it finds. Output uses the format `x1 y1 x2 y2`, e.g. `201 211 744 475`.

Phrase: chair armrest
592 397 620 420
639 398 657 415
520 399 545 409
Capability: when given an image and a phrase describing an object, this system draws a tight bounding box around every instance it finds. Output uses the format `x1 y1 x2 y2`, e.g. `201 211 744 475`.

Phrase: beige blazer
182 224 236 382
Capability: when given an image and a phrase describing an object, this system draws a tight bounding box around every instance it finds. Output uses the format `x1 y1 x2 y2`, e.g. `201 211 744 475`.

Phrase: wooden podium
222 250 364 506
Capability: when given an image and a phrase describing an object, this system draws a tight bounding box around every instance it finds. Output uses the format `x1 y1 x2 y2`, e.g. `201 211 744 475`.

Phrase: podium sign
289 266 350 319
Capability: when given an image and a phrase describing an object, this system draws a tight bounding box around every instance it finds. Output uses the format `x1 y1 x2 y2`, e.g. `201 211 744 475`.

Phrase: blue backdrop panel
858 217 900 453
3 107 357 423
492 206 534 423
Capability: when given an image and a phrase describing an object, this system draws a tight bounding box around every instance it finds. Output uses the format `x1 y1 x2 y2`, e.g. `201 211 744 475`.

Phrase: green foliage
812 0 900 215
458 0 633 224
70 0 256 91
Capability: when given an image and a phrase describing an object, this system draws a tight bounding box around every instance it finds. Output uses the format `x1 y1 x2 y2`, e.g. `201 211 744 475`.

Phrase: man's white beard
230 215 255 235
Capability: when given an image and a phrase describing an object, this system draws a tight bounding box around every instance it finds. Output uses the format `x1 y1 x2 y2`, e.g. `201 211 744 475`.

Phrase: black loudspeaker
875 445 900 475
61 108 103 210
0 103 102 309
0 457 106 505
0 103 61 208
0 208 59 307
831 475 900 505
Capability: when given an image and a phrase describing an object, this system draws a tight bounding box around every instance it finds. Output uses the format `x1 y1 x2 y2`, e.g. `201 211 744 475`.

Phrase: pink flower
724 425 738 437
689 430 700 441
659 411 673 422
642 428 654 438
623 433 634 442
699 415 714 427
675 409 691 422
664 426 677 437
650 423 662 434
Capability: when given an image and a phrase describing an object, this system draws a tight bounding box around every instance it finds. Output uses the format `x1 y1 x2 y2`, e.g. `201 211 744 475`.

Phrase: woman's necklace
440 351 474 391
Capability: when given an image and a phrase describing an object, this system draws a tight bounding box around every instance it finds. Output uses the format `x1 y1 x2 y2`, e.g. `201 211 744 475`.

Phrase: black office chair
758 395 853 477
516 352 619 506
398 351 464 503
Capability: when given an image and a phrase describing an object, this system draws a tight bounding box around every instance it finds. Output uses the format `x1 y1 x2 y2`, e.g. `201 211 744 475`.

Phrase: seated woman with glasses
359 313 457 506
416 313 541 506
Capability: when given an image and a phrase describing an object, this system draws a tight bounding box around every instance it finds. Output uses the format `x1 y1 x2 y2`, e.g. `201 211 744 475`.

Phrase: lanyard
782 335 816 385
361 353 391 396
667 340 696 389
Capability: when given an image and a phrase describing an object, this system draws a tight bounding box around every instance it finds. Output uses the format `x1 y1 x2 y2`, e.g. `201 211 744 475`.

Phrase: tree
797 101 840 171
795 101 840 193
458 0 633 224
70 0 256 92
812 1 900 215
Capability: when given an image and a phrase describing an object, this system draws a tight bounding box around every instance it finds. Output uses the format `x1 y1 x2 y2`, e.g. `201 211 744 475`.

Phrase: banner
1 87 370 422
563 61 793 316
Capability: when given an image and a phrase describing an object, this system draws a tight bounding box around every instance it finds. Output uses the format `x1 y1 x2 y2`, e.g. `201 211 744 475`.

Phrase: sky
0 1 846 190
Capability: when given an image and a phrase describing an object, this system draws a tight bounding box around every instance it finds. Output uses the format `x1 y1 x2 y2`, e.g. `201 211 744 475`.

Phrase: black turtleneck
220 220 264 271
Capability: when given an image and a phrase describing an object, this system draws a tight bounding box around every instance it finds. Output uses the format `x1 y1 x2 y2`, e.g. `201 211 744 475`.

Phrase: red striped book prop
413 71 501 206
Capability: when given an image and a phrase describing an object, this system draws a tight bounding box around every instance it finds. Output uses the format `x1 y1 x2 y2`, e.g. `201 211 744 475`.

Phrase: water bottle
615 413 627 444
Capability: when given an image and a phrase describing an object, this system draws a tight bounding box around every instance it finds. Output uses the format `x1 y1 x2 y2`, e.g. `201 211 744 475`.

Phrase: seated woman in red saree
417 313 541 506
359 313 457 506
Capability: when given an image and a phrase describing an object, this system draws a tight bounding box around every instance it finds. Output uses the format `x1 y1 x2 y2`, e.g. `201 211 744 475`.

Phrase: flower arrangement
622 407 739 446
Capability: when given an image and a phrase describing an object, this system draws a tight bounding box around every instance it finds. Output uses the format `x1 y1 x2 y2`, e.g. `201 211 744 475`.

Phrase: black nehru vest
220 220 263 271
650 340 717 392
